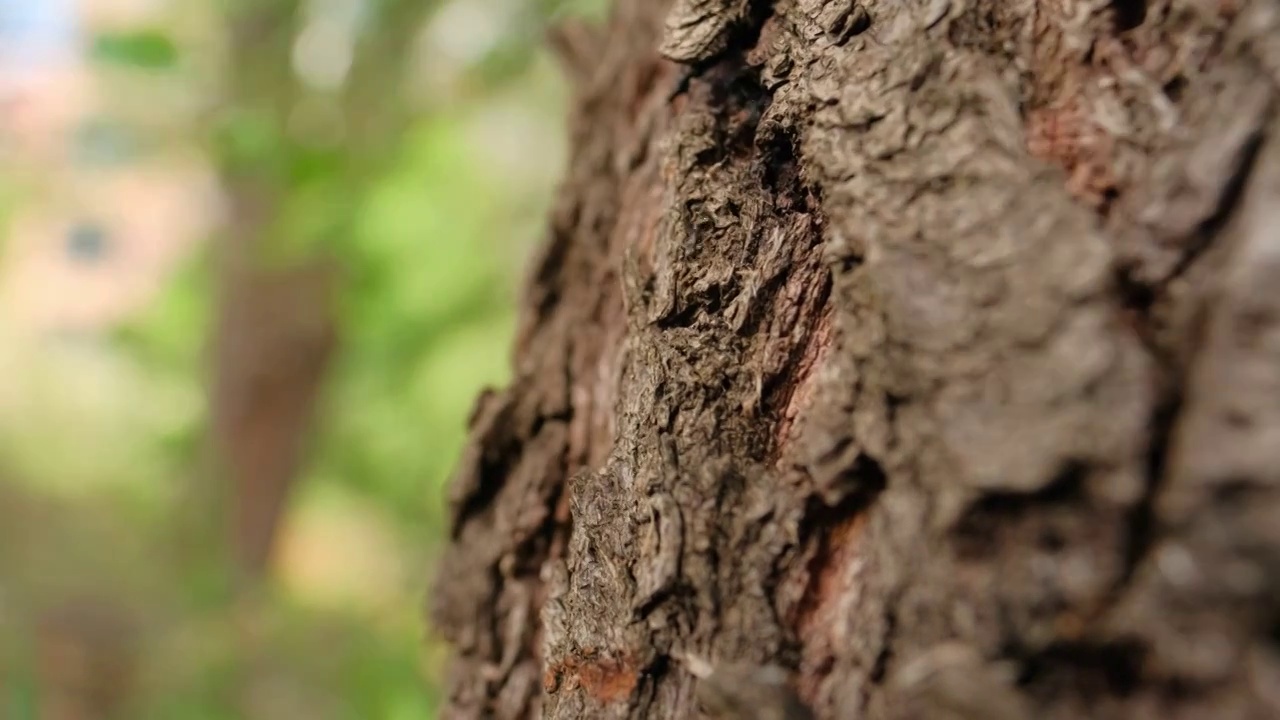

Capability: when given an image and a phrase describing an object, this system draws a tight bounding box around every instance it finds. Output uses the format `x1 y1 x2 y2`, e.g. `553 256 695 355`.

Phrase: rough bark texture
430 1 1280 718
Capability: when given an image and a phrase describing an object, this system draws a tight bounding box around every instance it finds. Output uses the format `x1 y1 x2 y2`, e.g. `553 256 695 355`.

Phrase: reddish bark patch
1022 2 1236 214
578 657 640 702
1026 101 1119 211
546 652 641 704
793 512 869 701
1020 3 1131 212
1216 0 1240 16
774 306 834 454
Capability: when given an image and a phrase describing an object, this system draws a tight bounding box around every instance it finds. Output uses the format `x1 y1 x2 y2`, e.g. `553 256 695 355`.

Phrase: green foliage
3 641 38 720
1 0 595 716
214 108 288 180
91 30 181 70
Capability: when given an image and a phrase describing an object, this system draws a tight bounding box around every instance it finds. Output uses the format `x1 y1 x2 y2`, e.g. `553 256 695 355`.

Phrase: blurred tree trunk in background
209 254 337 583
193 1 418 715
431 0 1280 718
187 0 301 588
201 0 423 589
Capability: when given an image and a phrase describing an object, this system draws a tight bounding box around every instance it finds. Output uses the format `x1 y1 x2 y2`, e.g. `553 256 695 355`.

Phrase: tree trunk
430 1 1280 718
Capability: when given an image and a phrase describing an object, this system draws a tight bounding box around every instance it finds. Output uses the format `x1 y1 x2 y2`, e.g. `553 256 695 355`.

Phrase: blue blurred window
0 0 81 67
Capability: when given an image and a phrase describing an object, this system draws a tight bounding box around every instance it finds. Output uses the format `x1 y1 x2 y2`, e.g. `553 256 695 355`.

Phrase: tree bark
430 1 1280 718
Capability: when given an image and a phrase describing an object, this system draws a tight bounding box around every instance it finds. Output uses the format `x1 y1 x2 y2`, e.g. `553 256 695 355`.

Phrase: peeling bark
430 1 1280 718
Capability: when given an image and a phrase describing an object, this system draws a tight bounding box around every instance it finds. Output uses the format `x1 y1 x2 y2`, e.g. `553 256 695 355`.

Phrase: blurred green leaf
214 108 286 178
92 30 181 70
3 654 38 720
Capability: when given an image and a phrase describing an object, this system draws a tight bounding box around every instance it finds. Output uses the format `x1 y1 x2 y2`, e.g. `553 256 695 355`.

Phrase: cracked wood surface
431 1 1280 718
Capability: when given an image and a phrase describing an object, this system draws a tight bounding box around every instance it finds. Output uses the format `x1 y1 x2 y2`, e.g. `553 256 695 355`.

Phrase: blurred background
0 0 602 716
